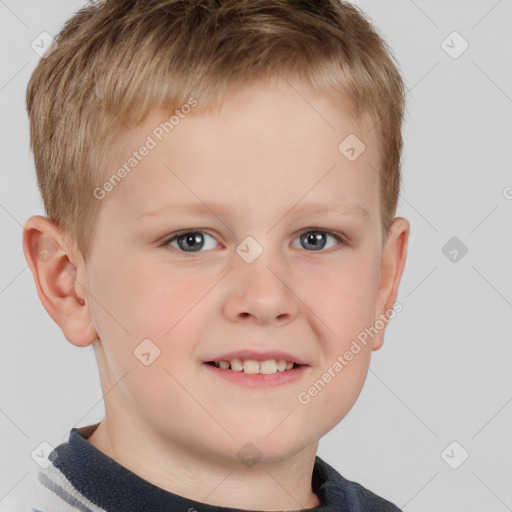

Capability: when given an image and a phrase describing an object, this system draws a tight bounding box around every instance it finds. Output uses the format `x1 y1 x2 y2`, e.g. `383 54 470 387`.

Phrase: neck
87 417 321 510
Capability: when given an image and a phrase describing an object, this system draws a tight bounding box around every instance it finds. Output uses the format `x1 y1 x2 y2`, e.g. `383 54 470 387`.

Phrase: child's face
74 78 408 463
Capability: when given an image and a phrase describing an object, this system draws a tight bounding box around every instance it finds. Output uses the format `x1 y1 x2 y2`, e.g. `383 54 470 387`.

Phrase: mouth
204 359 302 374
202 352 309 388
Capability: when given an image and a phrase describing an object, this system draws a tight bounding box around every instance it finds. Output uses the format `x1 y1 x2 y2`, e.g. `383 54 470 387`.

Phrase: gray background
1 1 511 510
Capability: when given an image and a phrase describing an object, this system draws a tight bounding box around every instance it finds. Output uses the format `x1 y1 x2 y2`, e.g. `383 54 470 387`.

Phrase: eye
291 228 344 252
163 230 218 253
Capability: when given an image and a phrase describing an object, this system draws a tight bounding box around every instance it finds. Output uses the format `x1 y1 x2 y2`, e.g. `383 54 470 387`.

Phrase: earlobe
22 215 98 347
371 217 410 351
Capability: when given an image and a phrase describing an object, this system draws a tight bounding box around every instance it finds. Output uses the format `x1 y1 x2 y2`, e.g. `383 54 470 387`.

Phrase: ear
22 215 98 347
371 217 410 351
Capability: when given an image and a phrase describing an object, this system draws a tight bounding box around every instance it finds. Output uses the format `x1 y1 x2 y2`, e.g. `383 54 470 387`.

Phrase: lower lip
202 363 309 389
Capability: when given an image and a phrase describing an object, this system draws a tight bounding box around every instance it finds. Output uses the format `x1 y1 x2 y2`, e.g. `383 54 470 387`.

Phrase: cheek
318 348 371 432
88 261 218 384
297 256 377 428
293 342 372 444
89 258 206 334
314 257 379 337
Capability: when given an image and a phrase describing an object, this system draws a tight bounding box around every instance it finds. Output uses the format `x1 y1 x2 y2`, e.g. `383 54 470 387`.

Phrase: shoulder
5 463 106 512
314 456 402 511
343 477 402 512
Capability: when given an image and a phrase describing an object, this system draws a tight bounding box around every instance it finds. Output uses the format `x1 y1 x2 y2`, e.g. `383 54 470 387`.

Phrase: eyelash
161 228 347 254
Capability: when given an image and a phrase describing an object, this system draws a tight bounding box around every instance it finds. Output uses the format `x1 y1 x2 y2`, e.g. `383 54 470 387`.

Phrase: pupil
179 233 203 252
303 231 326 250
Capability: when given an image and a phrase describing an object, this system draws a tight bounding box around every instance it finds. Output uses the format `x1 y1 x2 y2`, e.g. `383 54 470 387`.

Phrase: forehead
99 79 380 226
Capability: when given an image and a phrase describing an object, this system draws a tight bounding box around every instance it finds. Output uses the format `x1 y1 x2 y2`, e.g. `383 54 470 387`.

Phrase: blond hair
26 0 405 261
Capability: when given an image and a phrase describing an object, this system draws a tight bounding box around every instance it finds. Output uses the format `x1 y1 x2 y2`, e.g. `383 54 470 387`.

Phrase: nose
223 251 299 326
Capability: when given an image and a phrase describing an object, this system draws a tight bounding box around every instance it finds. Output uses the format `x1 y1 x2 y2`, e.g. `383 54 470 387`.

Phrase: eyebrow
136 200 370 222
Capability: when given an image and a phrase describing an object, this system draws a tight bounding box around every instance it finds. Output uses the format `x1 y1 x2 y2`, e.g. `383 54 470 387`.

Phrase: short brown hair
26 0 406 261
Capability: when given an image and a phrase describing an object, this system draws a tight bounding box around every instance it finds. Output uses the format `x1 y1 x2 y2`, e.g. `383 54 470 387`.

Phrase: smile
206 358 298 374
202 359 308 389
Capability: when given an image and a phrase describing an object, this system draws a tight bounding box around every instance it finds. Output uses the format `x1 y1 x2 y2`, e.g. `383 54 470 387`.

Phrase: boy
20 0 409 510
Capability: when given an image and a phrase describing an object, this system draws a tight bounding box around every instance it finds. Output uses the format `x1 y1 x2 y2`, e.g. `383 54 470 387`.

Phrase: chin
231 426 313 464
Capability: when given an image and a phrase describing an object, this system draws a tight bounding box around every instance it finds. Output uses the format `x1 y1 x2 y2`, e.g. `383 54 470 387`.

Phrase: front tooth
260 359 278 374
286 361 293 370
230 359 243 371
218 360 230 369
243 359 260 374
277 359 287 372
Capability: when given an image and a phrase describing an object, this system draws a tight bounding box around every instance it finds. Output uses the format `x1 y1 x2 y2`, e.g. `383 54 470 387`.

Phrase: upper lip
204 350 309 366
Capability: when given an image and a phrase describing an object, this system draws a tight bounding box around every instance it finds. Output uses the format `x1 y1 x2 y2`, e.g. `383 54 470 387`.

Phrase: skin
23 77 409 510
